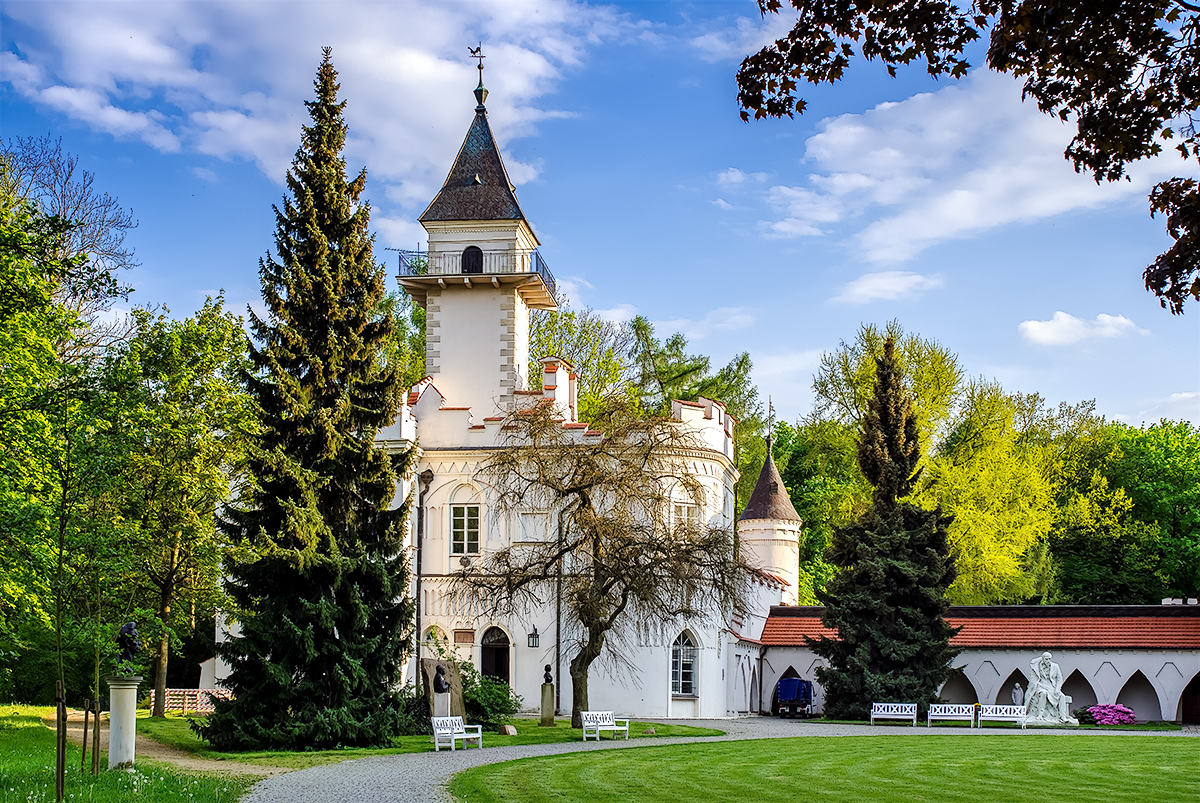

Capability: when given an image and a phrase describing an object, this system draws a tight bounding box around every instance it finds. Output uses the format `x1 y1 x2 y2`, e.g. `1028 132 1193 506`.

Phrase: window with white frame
673 503 701 530
518 511 550 542
451 505 480 554
671 632 697 696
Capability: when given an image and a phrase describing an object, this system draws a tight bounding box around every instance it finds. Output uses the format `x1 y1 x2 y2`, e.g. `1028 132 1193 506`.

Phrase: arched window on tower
462 245 483 274
671 632 697 697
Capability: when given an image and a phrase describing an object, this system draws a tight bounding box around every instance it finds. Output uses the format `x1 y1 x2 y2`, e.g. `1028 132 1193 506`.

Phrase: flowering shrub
1086 704 1137 725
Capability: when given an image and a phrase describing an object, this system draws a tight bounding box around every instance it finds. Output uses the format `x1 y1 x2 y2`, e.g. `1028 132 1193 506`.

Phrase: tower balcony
394 247 557 310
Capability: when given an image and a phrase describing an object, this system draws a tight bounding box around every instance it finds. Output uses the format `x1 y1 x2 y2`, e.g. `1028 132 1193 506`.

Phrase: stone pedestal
433 692 450 717
540 683 555 726
106 676 141 770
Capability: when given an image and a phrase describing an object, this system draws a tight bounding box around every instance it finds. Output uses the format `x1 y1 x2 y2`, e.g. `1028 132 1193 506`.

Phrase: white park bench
978 705 1027 729
431 716 483 751
870 702 917 726
927 703 977 727
580 710 629 741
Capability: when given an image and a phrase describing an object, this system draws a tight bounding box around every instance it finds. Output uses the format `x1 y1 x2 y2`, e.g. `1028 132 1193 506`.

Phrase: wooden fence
147 688 232 714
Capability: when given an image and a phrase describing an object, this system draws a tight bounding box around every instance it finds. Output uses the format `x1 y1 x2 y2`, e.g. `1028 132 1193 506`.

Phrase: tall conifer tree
199 50 415 750
809 337 958 719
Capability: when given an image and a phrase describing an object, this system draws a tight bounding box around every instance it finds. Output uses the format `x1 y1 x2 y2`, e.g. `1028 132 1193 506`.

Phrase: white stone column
106 676 141 770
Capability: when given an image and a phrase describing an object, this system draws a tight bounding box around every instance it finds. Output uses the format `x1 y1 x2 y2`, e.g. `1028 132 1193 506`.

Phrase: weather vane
469 43 485 73
768 396 775 441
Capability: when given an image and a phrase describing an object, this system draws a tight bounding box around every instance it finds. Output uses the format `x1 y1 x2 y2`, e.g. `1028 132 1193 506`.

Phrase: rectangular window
452 505 480 554
673 504 701 531
519 511 550 542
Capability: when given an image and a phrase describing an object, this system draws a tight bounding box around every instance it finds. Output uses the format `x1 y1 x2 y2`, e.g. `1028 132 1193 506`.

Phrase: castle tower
738 440 803 604
399 64 557 417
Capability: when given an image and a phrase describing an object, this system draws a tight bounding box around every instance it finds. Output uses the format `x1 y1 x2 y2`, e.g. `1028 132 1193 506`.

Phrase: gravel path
243 717 1197 803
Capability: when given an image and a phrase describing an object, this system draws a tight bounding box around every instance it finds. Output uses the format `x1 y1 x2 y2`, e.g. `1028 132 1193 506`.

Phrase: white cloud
711 198 733 210
717 167 768 187
757 70 1192 261
191 166 217 182
1018 311 1149 346
690 15 793 63
552 275 594 307
373 216 428 251
2 0 630 204
654 307 754 341
831 271 944 304
755 349 822 378
1125 392 1200 425
596 303 638 323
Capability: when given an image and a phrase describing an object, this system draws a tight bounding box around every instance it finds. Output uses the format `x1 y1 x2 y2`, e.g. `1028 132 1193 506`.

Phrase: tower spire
469 43 488 109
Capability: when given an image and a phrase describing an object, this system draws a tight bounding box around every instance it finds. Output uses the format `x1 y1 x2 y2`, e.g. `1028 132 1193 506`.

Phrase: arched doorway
995 668 1029 706
1180 673 1200 723
939 670 978 705
480 626 510 683
1062 669 1097 711
1117 670 1162 722
462 246 483 274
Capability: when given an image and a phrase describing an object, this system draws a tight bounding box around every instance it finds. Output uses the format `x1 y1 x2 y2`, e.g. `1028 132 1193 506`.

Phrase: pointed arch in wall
996 668 1029 706
1062 669 1098 711
939 669 979 705
671 631 699 697
1178 671 1200 724
1117 670 1163 722
749 664 759 715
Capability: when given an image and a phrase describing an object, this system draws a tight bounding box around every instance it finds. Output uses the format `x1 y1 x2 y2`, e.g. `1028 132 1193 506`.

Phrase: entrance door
480 627 510 683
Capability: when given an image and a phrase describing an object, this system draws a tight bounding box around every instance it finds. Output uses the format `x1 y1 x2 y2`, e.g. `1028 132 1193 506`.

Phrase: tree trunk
568 624 606 729
152 593 170 718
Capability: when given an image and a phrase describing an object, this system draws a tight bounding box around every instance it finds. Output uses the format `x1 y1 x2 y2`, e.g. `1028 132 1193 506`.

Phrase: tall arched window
671 632 697 696
462 245 483 274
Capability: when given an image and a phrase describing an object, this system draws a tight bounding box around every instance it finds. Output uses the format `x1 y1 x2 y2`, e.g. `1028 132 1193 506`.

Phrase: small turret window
462 246 483 274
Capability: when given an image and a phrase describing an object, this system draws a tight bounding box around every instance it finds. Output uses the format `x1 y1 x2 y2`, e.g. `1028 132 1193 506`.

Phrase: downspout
415 469 434 680
555 498 580 716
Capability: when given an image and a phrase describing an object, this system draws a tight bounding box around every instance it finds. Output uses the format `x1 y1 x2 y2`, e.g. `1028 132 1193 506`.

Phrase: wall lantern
527 626 540 648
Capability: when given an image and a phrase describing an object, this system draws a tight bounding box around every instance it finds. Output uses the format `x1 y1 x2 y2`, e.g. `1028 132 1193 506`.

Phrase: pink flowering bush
1087 704 1137 725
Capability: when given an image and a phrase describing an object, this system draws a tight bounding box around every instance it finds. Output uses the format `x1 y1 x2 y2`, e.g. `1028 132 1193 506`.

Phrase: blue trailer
775 677 814 718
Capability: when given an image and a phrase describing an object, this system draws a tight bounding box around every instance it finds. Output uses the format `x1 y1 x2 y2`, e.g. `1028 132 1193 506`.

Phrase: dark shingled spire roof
739 441 802 522
419 99 527 223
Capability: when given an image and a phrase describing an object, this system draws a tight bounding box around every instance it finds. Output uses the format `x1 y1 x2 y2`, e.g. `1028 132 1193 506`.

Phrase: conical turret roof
419 92 528 223
739 442 802 522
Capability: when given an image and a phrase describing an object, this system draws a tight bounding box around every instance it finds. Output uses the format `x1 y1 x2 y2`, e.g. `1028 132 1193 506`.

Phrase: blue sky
3 0 1197 425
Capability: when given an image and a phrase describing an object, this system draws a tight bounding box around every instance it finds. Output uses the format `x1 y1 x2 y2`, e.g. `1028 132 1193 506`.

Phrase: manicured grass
449 735 1200 803
0 705 253 803
137 713 723 769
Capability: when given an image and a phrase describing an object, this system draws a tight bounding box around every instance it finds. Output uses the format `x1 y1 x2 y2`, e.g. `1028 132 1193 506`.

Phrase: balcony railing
394 248 555 300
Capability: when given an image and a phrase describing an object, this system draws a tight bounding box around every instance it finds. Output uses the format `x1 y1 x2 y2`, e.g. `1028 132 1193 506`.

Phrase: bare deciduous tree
458 396 746 727
2 136 136 359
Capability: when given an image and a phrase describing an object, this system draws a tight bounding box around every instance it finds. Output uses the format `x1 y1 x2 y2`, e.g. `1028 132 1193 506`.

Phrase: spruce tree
198 49 415 750
809 337 958 720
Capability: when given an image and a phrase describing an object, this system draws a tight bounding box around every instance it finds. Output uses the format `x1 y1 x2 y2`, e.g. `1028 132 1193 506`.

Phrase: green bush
461 662 522 731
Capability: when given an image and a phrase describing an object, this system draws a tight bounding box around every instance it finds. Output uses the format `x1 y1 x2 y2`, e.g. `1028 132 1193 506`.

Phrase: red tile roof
760 606 1200 649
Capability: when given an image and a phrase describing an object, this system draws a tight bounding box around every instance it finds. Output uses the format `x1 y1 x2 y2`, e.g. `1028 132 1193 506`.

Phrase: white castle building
371 73 797 719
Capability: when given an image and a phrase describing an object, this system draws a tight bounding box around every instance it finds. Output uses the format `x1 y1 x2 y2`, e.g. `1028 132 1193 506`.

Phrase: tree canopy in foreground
737 1 1200 313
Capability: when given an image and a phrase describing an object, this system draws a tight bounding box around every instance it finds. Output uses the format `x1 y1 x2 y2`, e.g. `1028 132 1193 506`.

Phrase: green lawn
449 735 1200 803
137 713 723 769
0 705 253 803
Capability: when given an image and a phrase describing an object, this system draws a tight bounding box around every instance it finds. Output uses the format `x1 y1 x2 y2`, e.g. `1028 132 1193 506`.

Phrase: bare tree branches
455 395 746 726
2 136 137 358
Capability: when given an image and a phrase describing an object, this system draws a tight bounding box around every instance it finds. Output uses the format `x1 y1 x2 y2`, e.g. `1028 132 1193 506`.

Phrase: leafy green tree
1051 472 1166 604
198 50 416 750
102 298 252 716
1107 420 1200 598
629 317 764 512
918 381 1057 604
736 1 1200 313
771 419 867 603
378 289 426 389
529 301 634 420
809 337 957 720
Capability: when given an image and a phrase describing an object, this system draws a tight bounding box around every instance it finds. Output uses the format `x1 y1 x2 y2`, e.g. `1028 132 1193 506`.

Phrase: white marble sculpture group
1023 651 1079 727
